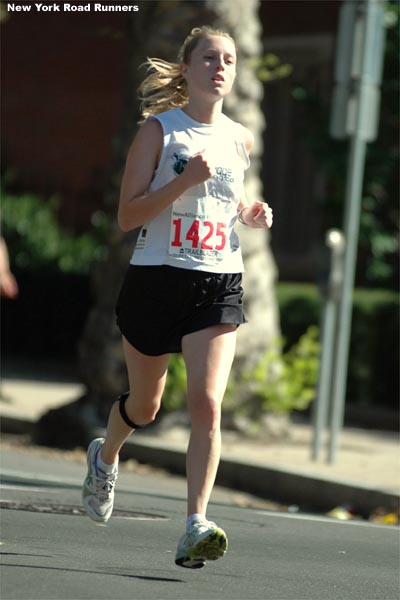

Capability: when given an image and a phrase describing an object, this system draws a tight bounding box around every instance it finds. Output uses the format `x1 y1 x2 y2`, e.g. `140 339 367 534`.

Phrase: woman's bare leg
182 324 237 517
101 336 170 464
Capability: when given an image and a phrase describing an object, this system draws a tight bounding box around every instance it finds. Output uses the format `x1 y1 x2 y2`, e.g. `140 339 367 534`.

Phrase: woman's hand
239 201 273 229
181 150 214 186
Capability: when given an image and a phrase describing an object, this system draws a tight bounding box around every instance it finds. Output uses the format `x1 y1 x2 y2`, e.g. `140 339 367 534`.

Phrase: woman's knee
189 394 221 431
121 393 160 426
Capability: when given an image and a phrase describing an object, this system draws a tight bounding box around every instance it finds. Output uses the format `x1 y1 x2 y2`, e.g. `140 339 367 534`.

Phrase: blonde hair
138 26 235 122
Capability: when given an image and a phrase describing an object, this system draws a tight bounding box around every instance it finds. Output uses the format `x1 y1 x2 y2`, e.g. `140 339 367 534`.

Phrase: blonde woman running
82 25 273 569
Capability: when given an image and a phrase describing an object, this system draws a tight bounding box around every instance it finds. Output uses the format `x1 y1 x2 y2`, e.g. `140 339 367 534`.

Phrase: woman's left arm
237 127 273 229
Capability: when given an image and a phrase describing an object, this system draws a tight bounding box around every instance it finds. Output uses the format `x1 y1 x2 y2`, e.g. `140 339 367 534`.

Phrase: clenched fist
180 150 214 186
240 201 273 229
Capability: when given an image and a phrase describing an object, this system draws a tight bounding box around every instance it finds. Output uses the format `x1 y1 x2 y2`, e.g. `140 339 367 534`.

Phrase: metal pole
312 230 345 461
328 136 367 464
328 0 383 464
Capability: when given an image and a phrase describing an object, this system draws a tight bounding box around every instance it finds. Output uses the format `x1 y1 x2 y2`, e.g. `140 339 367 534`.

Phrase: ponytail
138 58 188 122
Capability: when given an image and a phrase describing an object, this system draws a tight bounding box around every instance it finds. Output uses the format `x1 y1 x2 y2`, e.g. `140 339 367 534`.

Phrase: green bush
1 190 108 275
162 327 321 418
240 326 320 416
277 283 399 409
140 326 321 418
163 355 187 411
276 283 322 349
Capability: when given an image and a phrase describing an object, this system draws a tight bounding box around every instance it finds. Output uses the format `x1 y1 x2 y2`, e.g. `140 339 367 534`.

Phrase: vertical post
312 230 345 461
328 135 367 464
328 0 386 464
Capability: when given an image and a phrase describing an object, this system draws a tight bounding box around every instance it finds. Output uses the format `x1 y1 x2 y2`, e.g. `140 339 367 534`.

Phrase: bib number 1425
171 218 227 251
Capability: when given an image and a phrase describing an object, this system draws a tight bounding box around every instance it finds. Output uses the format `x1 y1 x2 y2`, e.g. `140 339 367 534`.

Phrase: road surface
1 446 399 600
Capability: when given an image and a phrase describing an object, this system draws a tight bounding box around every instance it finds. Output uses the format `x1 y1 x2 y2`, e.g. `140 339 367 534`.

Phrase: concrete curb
120 436 400 516
0 414 35 436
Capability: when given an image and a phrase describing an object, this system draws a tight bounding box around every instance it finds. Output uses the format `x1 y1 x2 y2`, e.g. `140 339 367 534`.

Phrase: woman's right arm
118 119 212 232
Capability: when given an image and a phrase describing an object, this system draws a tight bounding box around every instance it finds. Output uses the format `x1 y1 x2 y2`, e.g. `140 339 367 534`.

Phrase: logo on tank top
172 151 235 182
215 166 234 183
172 153 189 175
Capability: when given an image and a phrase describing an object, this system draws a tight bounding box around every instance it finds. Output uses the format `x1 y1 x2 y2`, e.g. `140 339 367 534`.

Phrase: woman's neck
182 100 223 125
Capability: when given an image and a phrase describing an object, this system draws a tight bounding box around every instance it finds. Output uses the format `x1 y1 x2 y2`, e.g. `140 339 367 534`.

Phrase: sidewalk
1 374 399 517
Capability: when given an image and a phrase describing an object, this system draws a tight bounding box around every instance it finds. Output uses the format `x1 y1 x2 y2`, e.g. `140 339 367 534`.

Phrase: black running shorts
116 265 246 355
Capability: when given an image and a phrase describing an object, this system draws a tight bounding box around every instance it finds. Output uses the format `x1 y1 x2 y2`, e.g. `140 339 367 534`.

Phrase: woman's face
181 35 237 101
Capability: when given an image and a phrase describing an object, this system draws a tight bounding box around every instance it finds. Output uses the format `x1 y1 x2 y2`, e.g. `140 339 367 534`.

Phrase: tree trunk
209 0 280 372
34 0 280 447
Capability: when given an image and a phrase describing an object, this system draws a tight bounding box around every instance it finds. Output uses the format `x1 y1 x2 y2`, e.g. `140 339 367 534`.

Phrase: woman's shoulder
240 125 254 153
140 107 180 134
221 114 254 153
147 107 181 125
137 116 163 138
130 117 163 155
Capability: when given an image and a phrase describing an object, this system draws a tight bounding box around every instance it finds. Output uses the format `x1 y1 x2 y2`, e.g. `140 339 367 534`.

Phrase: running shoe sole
175 527 227 568
191 528 227 560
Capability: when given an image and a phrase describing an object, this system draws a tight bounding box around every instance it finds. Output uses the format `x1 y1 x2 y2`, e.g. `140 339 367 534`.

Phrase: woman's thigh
181 324 237 411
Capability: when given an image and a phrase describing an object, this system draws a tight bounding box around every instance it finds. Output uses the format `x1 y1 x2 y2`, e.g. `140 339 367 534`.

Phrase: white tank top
130 108 250 273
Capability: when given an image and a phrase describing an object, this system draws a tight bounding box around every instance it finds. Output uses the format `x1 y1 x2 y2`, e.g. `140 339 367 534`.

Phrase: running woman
82 25 273 569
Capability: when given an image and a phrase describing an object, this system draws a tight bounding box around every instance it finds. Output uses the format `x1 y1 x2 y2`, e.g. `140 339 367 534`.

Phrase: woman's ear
180 63 188 79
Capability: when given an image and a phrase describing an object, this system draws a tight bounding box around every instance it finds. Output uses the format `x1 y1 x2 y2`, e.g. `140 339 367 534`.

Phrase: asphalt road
1 447 399 600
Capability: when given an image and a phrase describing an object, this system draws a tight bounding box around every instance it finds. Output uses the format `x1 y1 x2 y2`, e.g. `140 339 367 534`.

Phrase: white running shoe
175 520 228 569
82 438 117 523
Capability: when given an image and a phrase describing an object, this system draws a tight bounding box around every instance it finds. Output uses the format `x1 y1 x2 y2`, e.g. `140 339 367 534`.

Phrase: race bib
168 196 232 265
